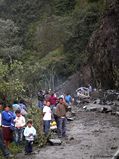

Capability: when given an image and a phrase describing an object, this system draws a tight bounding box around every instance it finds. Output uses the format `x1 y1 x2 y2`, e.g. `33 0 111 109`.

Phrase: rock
83 106 87 110
31 151 39 155
91 91 100 100
105 101 114 105
67 117 74 121
114 101 119 107
111 146 118 150
112 148 119 159
83 104 98 112
93 99 101 104
116 112 119 116
101 107 112 113
48 139 62 146
69 137 74 140
83 103 112 113
68 106 72 110
71 111 76 116
87 107 97 112
111 112 116 115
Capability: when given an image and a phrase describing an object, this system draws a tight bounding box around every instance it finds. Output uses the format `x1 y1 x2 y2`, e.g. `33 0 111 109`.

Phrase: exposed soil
17 108 119 159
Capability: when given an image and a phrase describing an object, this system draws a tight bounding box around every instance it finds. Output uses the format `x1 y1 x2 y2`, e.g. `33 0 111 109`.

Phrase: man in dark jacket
37 90 44 109
56 98 68 138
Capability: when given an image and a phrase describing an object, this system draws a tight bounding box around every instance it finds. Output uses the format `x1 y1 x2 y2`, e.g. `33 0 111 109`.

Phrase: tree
0 59 25 99
0 19 22 62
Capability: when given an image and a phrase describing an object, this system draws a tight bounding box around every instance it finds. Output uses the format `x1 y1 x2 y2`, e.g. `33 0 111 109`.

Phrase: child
14 109 26 144
24 120 36 155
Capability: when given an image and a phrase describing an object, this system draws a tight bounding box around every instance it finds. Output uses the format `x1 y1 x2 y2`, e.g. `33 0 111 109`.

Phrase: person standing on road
14 109 26 144
43 101 52 135
37 90 44 110
65 93 72 106
49 93 57 110
44 91 51 101
56 98 68 138
24 120 36 155
0 103 13 158
2 104 15 148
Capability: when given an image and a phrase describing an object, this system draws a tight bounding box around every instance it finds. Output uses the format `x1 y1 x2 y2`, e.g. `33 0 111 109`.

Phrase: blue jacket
65 95 72 104
2 111 15 126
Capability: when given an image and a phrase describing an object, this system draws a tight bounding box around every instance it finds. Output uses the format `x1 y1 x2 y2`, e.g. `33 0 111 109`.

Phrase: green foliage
0 0 106 94
88 0 100 2
0 139 22 158
52 0 76 15
0 59 25 98
63 2 101 74
0 0 48 27
9 143 22 155
22 0 105 91
0 0 52 47
26 15 72 57
40 48 64 67
0 19 22 62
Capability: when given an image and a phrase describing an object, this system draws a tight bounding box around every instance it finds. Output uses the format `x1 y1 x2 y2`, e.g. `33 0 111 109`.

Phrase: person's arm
14 117 17 122
11 112 16 119
24 127 29 137
55 104 60 117
22 116 26 127
70 96 72 102
43 107 46 116
64 103 69 112
2 112 11 121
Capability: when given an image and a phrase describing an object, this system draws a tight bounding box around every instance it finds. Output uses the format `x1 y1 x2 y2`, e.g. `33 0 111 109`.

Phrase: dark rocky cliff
88 0 119 89
56 0 119 94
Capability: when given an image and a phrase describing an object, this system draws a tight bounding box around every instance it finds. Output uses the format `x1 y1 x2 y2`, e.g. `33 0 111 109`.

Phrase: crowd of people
0 91 73 158
0 100 37 158
37 90 73 138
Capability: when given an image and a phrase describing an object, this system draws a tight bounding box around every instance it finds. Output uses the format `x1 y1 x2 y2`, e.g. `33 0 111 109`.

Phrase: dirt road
17 111 119 159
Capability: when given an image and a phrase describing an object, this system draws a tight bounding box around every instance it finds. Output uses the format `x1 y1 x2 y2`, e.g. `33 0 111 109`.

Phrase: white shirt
14 115 25 128
43 106 51 121
24 126 36 141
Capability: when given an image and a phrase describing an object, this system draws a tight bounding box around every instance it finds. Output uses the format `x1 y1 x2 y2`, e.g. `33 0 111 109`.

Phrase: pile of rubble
76 90 119 116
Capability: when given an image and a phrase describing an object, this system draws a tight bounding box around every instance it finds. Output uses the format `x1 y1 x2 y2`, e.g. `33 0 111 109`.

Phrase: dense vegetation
0 0 116 97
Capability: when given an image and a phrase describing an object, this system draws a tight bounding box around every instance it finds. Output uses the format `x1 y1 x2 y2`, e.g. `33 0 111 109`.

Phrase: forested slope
0 0 118 97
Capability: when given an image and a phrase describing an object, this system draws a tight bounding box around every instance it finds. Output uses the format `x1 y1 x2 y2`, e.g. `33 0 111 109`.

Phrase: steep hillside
0 0 118 97
88 0 119 89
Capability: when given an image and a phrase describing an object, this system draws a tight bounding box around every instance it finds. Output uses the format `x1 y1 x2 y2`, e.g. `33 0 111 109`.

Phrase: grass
0 142 22 159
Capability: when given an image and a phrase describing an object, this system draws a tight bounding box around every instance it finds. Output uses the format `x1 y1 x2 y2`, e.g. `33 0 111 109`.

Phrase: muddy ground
17 108 119 159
